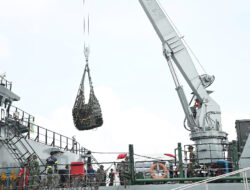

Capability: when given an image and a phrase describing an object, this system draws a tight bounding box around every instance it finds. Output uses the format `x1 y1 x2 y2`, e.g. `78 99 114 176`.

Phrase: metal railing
0 75 12 91
134 161 235 180
171 167 250 190
133 142 247 184
7 105 35 124
0 162 125 189
180 143 229 164
28 123 82 154
5 105 83 155
0 172 122 189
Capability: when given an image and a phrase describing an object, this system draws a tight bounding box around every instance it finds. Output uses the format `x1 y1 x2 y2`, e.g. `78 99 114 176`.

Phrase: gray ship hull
43 183 250 190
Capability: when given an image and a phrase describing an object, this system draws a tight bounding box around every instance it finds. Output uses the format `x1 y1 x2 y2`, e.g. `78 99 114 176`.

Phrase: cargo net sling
72 48 103 130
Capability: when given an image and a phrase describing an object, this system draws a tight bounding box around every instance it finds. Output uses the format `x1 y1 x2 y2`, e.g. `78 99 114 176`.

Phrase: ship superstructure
0 74 87 171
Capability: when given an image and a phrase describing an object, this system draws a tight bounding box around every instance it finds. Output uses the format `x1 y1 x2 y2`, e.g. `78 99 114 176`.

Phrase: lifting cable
134 153 170 162
72 0 103 131
91 151 128 155
160 1 207 74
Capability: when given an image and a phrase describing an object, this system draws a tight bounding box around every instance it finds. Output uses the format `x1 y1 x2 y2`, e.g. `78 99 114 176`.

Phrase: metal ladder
2 121 44 167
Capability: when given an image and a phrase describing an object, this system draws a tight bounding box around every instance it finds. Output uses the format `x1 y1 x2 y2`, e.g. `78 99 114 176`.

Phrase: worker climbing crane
139 0 228 164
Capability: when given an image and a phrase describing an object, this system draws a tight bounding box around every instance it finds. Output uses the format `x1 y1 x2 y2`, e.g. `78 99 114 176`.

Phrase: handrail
5 105 84 155
171 167 250 190
179 143 231 165
7 105 35 124
0 76 12 91
0 162 123 189
8 124 45 167
28 121 82 155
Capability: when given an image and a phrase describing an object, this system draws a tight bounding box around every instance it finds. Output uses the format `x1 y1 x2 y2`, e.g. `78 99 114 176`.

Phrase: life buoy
150 163 167 179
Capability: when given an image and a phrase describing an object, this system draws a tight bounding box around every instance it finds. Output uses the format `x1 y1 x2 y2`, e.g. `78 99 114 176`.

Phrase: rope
81 0 95 93
104 162 114 172
83 0 90 61
80 63 93 91
182 39 207 74
83 0 85 34
91 151 128 155
73 0 103 131
134 153 171 162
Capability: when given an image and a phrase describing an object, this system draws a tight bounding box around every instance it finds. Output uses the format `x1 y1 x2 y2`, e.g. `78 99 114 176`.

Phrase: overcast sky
1 0 250 162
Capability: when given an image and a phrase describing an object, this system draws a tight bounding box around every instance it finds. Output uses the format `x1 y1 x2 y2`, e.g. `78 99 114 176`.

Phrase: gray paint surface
0 138 83 169
49 183 249 190
0 85 20 101
239 134 250 177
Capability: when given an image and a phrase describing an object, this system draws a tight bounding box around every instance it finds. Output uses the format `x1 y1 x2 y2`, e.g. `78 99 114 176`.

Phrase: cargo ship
0 0 250 189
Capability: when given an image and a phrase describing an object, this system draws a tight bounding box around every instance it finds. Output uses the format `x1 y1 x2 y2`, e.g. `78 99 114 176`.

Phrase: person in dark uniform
188 146 196 177
96 165 106 186
87 164 98 189
46 152 58 188
108 169 115 186
29 155 40 189
121 156 129 188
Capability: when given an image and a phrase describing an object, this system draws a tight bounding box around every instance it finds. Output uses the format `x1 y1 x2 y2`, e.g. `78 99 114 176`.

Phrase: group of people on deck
2 150 130 189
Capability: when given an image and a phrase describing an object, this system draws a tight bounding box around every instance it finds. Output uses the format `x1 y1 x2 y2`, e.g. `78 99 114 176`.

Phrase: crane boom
139 0 228 164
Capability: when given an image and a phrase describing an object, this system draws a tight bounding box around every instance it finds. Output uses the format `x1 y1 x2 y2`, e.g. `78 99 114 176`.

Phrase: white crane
139 0 228 163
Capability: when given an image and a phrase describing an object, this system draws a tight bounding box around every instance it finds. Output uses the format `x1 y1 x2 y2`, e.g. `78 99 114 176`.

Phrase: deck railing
28 123 82 154
0 75 12 91
0 162 121 189
171 167 250 190
5 105 83 155
8 105 35 124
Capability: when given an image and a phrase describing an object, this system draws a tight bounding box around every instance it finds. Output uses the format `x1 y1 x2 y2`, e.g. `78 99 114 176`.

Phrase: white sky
1 0 250 162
